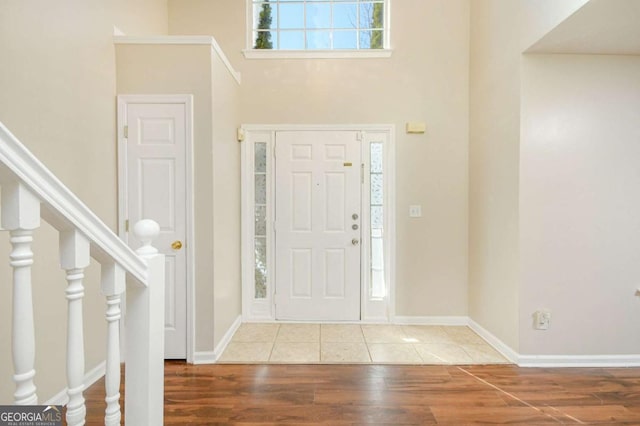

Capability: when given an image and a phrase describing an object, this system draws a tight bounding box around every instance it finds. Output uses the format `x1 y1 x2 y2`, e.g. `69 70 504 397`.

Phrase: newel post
125 220 165 426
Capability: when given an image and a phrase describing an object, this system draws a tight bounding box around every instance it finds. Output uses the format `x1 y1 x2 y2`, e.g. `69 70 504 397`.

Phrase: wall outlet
409 205 422 217
534 310 551 330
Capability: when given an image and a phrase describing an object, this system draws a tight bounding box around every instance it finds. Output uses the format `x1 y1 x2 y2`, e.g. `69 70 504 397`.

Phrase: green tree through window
251 1 386 51
370 3 384 49
254 0 273 49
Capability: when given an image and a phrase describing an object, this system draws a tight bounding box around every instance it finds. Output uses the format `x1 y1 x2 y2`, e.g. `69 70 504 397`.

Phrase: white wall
169 0 471 318
520 54 640 355
0 0 167 404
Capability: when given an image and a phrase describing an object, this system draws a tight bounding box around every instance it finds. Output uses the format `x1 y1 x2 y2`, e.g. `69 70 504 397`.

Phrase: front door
275 131 362 320
119 97 188 358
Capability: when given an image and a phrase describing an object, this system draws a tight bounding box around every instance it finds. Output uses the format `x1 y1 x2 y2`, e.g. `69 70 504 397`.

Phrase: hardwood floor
83 361 640 424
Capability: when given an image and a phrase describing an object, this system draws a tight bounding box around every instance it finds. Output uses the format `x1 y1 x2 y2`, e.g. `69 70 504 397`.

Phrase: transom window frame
240 124 396 322
243 0 393 59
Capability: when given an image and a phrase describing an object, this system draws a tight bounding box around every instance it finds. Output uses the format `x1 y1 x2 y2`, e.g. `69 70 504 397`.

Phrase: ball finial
133 219 160 255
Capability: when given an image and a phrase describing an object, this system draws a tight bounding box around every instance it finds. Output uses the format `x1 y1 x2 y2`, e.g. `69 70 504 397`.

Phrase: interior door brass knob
171 240 183 250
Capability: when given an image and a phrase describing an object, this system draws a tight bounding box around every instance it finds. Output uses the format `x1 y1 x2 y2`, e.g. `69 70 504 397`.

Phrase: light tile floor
218 323 510 365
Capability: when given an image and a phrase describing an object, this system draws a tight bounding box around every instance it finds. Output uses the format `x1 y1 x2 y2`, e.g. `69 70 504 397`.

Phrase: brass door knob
171 240 183 250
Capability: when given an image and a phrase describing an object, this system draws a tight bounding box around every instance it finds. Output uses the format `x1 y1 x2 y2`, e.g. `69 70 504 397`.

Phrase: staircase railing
0 121 165 425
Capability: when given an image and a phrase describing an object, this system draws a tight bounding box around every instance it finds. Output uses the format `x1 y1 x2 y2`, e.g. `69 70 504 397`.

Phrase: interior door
275 131 362 320
121 99 187 359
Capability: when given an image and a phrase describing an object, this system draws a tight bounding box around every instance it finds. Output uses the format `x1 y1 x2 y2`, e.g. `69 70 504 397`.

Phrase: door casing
241 124 396 323
117 94 195 362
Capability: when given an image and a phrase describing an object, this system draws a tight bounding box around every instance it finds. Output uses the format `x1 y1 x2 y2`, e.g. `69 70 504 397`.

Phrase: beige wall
169 0 471 317
0 0 167 403
211 52 242 348
468 0 591 350
468 0 522 350
520 54 640 355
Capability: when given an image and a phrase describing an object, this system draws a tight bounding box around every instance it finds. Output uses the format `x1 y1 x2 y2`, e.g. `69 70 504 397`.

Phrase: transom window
250 0 388 51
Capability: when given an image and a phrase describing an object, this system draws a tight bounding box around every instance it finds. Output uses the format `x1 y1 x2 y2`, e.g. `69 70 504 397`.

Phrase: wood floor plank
81 361 640 425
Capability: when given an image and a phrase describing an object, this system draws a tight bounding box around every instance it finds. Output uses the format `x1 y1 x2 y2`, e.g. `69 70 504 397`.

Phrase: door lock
352 224 359 230
352 213 359 220
171 240 183 250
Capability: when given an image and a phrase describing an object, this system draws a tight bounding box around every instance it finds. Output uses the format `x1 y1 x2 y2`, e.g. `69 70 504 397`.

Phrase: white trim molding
117 94 196 363
192 351 217 365
468 319 519 364
517 355 640 368
193 315 242 364
393 316 469 326
113 35 241 85
243 49 393 60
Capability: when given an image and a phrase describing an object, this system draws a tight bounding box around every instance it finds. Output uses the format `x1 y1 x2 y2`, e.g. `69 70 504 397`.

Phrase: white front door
119 98 188 359
275 131 362 320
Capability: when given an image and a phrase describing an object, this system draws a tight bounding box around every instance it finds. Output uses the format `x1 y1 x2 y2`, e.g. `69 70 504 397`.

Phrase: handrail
0 120 165 424
0 122 147 285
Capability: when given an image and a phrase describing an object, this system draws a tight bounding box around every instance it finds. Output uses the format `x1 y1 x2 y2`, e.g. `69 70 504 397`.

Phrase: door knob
171 240 183 250
352 238 359 246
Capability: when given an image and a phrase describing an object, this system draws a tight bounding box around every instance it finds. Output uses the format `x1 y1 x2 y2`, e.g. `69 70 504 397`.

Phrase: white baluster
101 262 125 426
126 219 165 426
2 182 41 405
60 229 90 426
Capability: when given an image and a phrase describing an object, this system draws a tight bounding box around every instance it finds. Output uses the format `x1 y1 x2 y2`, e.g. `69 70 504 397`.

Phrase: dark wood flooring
82 361 640 425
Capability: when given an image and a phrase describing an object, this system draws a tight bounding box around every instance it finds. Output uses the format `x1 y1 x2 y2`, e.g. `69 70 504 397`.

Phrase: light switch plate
409 205 422 217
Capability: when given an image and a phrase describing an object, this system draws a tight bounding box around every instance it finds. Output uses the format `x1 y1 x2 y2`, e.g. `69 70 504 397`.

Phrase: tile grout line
266 324 280 362
456 366 584 425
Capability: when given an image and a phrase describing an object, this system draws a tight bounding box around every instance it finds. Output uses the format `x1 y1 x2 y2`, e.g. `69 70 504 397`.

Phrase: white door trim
116 94 195 362
241 124 396 322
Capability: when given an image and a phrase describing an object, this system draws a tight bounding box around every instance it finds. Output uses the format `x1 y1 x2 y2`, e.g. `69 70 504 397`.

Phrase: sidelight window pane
254 142 268 299
370 142 385 299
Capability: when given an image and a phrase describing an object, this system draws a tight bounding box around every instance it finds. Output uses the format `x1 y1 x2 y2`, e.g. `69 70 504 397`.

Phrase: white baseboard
46 361 106 405
468 318 519 363
192 351 217 365
193 315 242 365
393 316 469 326
517 354 640 368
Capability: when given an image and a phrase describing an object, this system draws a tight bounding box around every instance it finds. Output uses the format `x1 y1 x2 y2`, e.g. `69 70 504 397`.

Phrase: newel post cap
133 219 160 256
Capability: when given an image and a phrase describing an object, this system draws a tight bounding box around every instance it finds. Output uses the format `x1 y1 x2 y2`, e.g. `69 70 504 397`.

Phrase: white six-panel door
121 99 188 358
275 131 361 320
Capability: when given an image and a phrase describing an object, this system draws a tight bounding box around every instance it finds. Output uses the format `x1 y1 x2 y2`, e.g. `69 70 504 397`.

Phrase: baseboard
517 354 640 368
192 351 217 364
45 361 106 405
392 316 469 326
193 315 242 365
467 319 519 364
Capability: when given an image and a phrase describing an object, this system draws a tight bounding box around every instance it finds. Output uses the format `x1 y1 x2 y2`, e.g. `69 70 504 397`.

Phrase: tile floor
218 323 510 365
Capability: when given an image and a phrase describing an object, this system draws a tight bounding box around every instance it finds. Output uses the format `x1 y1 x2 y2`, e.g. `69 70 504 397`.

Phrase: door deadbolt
352 213 359 220
171 240 183 250
352 224 359 230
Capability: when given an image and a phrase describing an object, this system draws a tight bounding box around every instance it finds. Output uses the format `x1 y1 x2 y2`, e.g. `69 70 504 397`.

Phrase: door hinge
125 219 129 232
123 125 128 138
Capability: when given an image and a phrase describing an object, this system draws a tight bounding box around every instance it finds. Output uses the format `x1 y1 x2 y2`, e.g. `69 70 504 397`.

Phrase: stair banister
0 121 165 425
